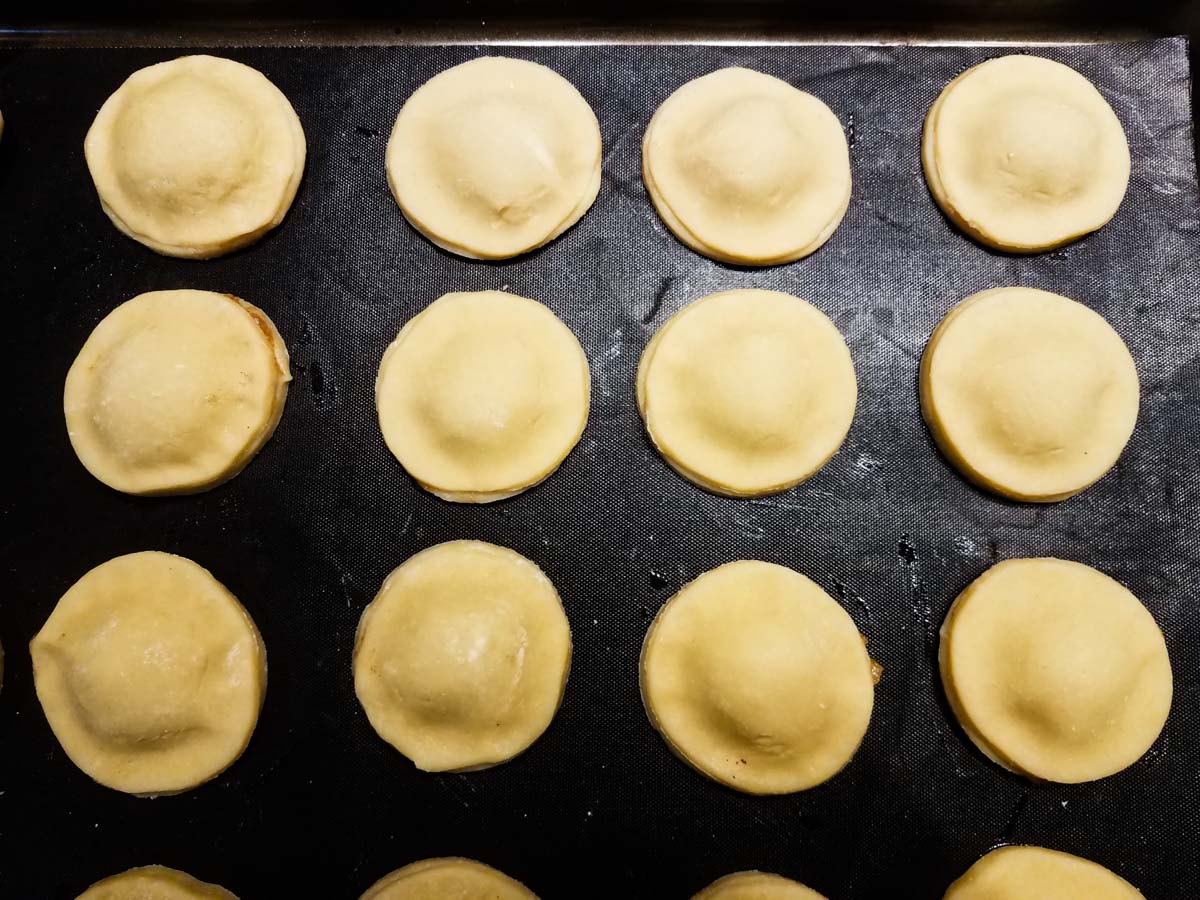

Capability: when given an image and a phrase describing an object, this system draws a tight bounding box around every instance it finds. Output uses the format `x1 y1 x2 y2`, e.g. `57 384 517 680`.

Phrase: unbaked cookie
354 541 571 772
923 55 1129 252
694 871 827 900
376 291 589 503
361 858 535 900
85 55 306 258
386 57 601 259
944 846 1143 899
31 552 267 796
643 68 851 264
920 286 1138 502
77 865 237 899
940 558 1171 783
641 560 876 794
64 290 291 496
638 289 856 497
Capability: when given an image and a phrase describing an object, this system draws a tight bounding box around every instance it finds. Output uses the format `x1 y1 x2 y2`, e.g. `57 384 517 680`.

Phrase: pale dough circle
923 55 1129 252
921 287 1138 502
944 846 1144 900
641 560 876 794
376 291 590 503
643 67 851 265
30 551 267 796
354 540 572 772
77 865 238 900
693 871 827 900
64 289 292 496
361 858 536 900
940 558 1171 783
637 289 856 497
85 55 306 258
386 56 601 260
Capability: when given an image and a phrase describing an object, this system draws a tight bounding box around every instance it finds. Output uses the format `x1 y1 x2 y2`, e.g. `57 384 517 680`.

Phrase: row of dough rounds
78 53 1129 261
74 844 1148 898
65 285 1140 505
28 546 1169 798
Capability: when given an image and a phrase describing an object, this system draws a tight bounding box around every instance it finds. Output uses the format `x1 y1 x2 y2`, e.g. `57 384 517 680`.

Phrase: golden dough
920 286 1138 502
354 541 571 772
643 68 851 265
940 558 1171 783
31 552 267 796
85 55 306 258
360 858 536 900
64 290 291 496
641 560 876 794
638 289 856 497
77 865 237 899
923 55 1129 252
376 291 589 503
944 846 1144 899
386 57 601 259
693 871 827 900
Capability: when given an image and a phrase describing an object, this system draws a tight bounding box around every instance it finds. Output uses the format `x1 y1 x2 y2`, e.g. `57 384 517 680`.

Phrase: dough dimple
376 291 590 503
643 67 851 265
920 287 1138 502
386 57 601 260
638 289 856 497
30 552 267 796
85 55 306 258
693 871 827 900
354 541 572 772
940 558 1172 783
77 865 238 899
360 858 536 900
923 55 1129 252
640 560 876 794
944 846 1144 899
64 289 292 496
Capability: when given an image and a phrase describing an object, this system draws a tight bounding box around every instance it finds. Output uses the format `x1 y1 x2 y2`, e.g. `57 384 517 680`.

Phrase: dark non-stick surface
0 39 1196 899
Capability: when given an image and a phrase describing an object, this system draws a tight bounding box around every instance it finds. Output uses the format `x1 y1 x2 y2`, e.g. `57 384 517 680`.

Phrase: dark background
0 26 1198 900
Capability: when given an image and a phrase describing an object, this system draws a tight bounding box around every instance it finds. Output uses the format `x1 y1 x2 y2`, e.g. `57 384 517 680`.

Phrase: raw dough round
354 541 571 772
30 552 267 796
923 55 1129 252
921 287 1138 502
386 56 601 260
643 67 851 265
77 865 237 899
940 558 1171 783
944 846 1144 899
376 291 589 503
637 289 856 497
85 55 306 258
694 871 827 900
361 858 536 900
641 560 876 794
64 289 292 496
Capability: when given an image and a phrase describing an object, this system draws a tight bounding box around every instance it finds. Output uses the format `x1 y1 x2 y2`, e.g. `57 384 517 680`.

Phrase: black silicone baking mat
0 38 1196 899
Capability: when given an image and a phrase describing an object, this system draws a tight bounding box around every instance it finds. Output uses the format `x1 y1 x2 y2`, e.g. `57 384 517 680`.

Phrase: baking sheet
0 39 1196 899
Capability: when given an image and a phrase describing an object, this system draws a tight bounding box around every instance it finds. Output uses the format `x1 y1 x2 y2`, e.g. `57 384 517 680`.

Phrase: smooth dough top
638 289 856 497
643 67 851 264
354 541 571 772
30 552 267 796
84 55 306 258
693 870 827 900
920 287 1138 502
923 55 1129 252
361 858 536 900
77 865 238 900
641 560 875 794
944 846 1144 900
940 558 1171 783
376 291 590 503
386 56 602 259
64 289 292 496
